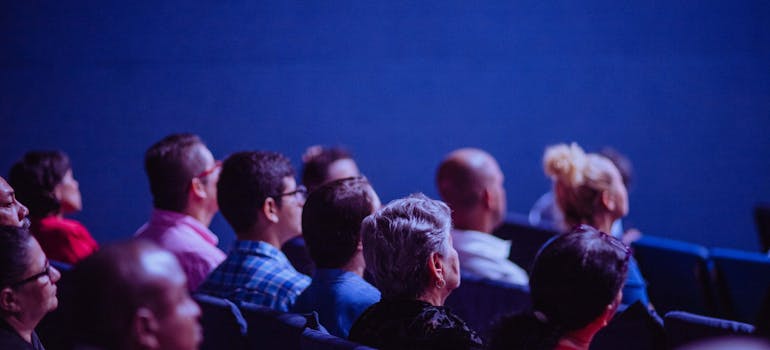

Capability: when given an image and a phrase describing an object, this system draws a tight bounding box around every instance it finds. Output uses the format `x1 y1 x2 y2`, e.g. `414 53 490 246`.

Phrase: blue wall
1 1 769 251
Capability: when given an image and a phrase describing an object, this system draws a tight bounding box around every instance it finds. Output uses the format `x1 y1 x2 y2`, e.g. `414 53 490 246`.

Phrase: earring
436 278 446 289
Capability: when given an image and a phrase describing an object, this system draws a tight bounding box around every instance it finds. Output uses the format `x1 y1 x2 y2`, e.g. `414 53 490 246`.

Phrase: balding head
436 148 507 232
68 240 202 350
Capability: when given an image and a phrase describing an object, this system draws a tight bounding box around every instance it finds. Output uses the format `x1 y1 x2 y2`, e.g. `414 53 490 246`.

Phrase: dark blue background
1 1 769 251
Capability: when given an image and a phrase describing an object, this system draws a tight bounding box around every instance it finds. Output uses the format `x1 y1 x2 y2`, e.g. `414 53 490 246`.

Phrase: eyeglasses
196 160 222 179
9 261 53 288
273 185 307 201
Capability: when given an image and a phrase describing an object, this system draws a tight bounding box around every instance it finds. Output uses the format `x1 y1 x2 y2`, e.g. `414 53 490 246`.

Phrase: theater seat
710 248 770 323
755 203 770 252
239 302 318 350
300 328 375 350
631 235 715 316
493 213 558 273
193 294 248 350
664 310 755 349
444 274 531 337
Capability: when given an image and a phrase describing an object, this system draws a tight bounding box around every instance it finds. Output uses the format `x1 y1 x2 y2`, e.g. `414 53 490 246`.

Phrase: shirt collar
232 240 291 265
150 209 219 245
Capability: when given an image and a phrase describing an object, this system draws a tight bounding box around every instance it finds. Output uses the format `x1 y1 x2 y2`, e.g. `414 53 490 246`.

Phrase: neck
183 204 213 227
417 287 447 307
556 331 593 350
590 213 616 234
3 315 34 343
237 227 283 249
339 252 366 277
452 209 496 234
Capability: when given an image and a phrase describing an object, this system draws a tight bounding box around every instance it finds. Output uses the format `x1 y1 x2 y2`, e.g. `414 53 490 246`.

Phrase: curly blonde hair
543 143 617 229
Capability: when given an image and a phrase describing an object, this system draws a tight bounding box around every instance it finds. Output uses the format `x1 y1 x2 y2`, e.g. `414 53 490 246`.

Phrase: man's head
436 148 506 232
68 240 202 350
301 146 360 193
0 177 30 228
302 177 380 269
217 151 304 246
144 134 219 223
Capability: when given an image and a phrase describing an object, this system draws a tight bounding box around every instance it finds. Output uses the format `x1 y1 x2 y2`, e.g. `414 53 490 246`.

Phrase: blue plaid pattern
197 240 310 312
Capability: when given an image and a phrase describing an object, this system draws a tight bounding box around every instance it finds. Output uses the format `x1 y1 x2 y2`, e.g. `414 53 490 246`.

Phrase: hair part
144 133 209 212
217 151 295 234
302 176 376 268
8 150 71 217
360 193 452 300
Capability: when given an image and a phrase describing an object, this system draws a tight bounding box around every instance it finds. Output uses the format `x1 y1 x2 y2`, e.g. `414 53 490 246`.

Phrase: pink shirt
135 209 226 290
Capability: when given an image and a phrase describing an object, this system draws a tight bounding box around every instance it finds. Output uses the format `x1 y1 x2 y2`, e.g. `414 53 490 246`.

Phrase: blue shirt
197 240 310 312
291 268 381 338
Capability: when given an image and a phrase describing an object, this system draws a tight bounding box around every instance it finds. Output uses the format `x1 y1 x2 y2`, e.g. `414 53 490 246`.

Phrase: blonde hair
543 143 617 229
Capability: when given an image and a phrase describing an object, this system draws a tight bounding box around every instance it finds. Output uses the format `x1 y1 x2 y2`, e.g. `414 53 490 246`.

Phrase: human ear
0 288 19 313
263 197 279 223
133 307 160 349
601 190 616 211
190 178 207 199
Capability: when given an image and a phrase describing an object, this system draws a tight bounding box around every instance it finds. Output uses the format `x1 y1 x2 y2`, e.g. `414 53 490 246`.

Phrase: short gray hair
360 193 453 300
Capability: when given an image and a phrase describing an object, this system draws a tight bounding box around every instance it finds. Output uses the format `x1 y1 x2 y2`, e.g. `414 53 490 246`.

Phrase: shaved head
436 148 500 209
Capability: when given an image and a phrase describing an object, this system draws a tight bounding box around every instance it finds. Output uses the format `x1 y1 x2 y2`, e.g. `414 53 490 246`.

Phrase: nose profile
18 201 29 222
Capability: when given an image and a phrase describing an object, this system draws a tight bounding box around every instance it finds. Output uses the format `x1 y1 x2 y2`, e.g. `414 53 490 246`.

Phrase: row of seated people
0 132 760 349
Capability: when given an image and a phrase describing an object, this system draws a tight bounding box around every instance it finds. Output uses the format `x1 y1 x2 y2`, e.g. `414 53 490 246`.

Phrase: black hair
302 177 375 268
489 225 629 350
144 133 209 212
301 146 353 193
8 150 71 217
217 151 294 234
0 225 33 288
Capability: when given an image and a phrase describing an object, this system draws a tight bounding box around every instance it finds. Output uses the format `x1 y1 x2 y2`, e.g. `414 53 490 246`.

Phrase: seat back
193 294 248 350
494 214 559 273
631 235 715 315
755 203 770 252
711 248 770 323
240 302 310 350
444 274 531 337
664 310 755 349
300 328 376 350
590 302 666 350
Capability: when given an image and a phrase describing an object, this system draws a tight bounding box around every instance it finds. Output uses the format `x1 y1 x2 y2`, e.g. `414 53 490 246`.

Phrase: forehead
0 177 12 195
326 159 360 181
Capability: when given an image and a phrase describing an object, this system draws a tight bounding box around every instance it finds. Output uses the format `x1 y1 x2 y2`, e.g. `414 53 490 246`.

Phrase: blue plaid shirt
197 240 311 311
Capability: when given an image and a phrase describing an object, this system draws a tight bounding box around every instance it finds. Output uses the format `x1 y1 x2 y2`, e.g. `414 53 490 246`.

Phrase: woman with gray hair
348 193 484 350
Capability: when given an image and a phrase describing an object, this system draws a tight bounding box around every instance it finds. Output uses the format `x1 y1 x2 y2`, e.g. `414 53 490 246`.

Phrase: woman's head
301 145 360 193
9 150 81 218
543 143 628 229
531 225 629 332
360 193 459 301
0 226 61 326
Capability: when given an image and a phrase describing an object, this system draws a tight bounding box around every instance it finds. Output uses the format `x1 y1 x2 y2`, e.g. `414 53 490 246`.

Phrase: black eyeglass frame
8 261 52 288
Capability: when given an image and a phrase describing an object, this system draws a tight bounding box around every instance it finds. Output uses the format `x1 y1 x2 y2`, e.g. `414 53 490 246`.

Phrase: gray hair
360 193 453 300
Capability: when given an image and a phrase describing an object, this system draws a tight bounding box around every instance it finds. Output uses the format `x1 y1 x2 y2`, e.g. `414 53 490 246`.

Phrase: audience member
489 225 629 350
301 145 360 193
530 146 640 244
292 176 381 338
436 148 528 286
134 133 226 291
349 193 484 350
66 240 202 350
283 145 362 276
197 151 310 311
9 151 98 264
0 176 30 228
0 225 61 350
543 142 650 307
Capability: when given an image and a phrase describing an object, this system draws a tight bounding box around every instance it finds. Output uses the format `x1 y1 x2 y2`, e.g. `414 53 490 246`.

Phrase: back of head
543 143 617 228
8 150 71 218
144 133 208 212
67 240 175 349
491 225 629 349
302 176 377 269
217 151 294 234
0 225 33 292
301 146 355 193
435 148 493 211
360 193 451 300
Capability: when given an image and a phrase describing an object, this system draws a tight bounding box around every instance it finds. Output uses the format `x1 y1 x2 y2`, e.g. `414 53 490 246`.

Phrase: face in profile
56 169 82 214
10 237 61 322
276 176 306 241
442 234 461 292
195 144 221 215
0 177 30 228
604 162 629 218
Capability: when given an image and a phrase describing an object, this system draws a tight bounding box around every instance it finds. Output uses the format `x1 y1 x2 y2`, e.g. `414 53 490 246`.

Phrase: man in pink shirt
135 133 226 290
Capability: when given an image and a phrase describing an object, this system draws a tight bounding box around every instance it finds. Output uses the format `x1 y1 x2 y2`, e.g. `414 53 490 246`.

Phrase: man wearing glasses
135 133 226 291
197 151 310 312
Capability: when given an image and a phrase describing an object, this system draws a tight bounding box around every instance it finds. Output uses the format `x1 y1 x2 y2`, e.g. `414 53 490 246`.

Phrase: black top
348 299 484 350
0 319 45 350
